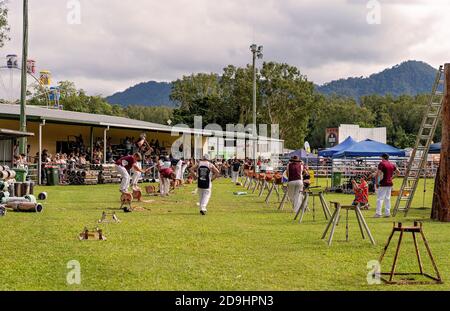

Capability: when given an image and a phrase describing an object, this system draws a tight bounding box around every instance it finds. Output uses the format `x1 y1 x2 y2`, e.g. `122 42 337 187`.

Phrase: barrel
6 202 43 213
0 180 7 191
1 170 15 180
38 192 48 200
46 167 60 186
14 182 23 197
12 168 26 182
24 195 37 203
21 181 31 196
4 196 29 203
0 191 9 203
29 181 35 195
8 183 14 197
331 172 342 188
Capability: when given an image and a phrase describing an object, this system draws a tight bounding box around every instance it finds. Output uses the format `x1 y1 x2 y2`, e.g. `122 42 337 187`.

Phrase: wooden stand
120 193 133 212
258 179 270 197
79 227 106 241
264 181 281 204
145 185 157 195
294 191 332 223
252 175 263 194
246 176 254 190
378 222 442 284
278 186 292 210
242 174 250 188
98 211 120 223
322 202 375 246
132 189 142 201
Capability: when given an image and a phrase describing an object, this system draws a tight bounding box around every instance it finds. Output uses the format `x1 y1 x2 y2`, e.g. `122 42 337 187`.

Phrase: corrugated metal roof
0 104 171 131
0 104 284 142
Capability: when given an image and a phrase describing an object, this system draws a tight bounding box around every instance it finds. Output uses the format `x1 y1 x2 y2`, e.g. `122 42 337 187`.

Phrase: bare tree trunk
431 63 450 222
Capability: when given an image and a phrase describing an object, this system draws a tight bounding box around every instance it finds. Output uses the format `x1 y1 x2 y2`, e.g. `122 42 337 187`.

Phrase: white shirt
198 161 213 189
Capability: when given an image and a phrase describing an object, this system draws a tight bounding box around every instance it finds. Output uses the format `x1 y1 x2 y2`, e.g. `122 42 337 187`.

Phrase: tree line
25 63 439 151
170 62 440 150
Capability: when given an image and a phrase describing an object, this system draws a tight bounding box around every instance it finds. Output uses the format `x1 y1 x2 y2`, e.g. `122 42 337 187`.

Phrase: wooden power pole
432 63 450 222
19 0 29 155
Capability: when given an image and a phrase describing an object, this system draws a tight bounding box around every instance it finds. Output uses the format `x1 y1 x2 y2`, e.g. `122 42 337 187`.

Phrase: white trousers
288 180 304 213
116 165 130 192
198 188 212 212
376 186 392 216
160 177 170 195
231 171 239 183
131 161 142 187
181 165 188 181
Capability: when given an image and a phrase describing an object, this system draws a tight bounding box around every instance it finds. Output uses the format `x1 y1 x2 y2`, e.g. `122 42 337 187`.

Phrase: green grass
0 177 448 291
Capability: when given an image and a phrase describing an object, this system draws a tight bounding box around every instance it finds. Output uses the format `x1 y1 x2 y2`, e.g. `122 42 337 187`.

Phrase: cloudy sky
3 0 450 96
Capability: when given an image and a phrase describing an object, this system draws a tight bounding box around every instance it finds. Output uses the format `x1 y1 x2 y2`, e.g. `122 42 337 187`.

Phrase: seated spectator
303 165 311 190
352 176 369 209
79 154 87 166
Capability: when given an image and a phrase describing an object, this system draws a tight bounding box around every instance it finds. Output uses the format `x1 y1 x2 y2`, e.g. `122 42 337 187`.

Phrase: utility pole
19 0 29 155
250 44 263 172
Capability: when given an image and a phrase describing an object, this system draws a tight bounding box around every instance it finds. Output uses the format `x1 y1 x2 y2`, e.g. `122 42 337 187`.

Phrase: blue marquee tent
429 142 441 154
286 148 317 160
318 136 357 158
333 139 406 158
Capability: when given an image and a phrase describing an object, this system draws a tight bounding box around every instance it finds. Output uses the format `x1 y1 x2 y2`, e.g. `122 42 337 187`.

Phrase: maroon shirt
287 162 303 182
378 160 397 187
159 167 173 178
116 155 136 171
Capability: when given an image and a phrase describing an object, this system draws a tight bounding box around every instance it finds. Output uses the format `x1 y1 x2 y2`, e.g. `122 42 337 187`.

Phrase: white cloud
2 0 449 95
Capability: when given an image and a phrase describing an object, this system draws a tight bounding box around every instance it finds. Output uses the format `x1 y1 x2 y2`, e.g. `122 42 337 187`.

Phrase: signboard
326 128 339 148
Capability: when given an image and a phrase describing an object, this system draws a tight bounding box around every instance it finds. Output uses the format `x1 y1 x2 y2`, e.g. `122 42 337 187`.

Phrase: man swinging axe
130 133 154 191
116 153 150 194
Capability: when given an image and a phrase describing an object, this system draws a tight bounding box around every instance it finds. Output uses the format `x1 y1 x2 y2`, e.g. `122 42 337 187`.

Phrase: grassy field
0 177 448 291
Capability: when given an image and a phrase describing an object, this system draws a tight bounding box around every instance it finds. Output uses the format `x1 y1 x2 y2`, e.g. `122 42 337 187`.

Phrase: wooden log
6 202 43 213
432 63 450 222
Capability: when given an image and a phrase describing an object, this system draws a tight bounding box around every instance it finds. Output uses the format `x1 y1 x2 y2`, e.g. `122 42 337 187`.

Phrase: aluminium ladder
393 65 445 217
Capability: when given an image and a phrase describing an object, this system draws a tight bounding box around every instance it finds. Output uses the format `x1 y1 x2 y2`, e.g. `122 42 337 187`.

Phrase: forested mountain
106 61 438 107
106 81 175 107
317 60 438 99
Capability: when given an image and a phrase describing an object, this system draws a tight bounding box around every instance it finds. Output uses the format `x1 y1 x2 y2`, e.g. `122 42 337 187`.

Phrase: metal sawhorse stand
294 190 332 223
278 185 292 210
378 222 442 284
322 202 376 246
264 180 281 204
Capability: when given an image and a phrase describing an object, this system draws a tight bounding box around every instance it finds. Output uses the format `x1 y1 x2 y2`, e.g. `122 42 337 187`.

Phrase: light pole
19 0 29 155
250 44 263 172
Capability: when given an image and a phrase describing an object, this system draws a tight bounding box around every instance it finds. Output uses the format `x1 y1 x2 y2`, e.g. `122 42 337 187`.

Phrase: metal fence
307 158 438 178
